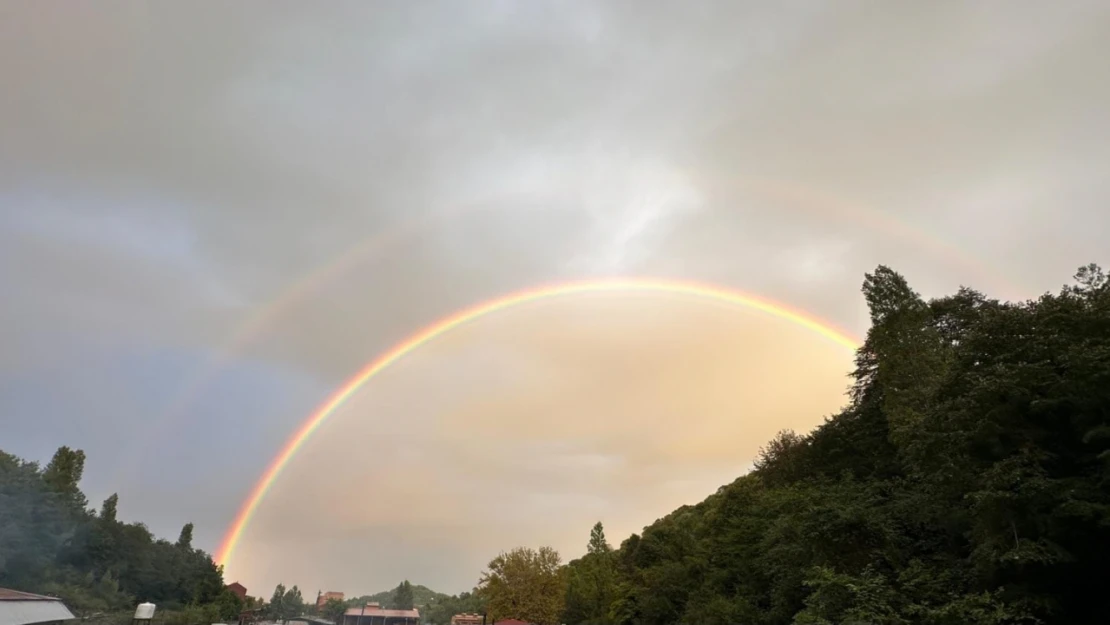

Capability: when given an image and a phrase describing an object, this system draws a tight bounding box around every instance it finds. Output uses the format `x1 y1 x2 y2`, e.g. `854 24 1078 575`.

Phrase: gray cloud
2 0 1108 597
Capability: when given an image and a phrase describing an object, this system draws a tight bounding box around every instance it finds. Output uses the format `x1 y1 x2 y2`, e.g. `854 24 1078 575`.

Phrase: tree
321 597 347 624
479 546 566 625
284 585 305 618
391 580 414 610
99 494 118 523
269 584 287 621
42 446 88 510
176 522 194 550
588 522 611 555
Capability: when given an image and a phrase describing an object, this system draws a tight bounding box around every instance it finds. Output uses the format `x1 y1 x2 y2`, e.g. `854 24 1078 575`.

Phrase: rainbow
214 277 861 569
134 174 1024 492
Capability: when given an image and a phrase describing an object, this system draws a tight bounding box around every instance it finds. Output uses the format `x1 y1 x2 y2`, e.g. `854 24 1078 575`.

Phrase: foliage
347 583 448 611
421 590 485 625
479 546 566 625
265 583 306 621
554 265 1110 625
0 446 228 619
321 597 347 623
564 523 617 625
391 580 414 610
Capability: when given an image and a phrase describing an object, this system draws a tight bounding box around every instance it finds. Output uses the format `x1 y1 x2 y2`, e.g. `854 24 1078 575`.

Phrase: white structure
0 589 75 625
134 603 156 621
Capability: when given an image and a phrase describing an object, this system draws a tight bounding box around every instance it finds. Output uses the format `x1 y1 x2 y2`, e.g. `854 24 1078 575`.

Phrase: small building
491 620 532 625
226 582 248 601
341 604 418 625
0 588 76 625
316 592 344 609
450 614 483 625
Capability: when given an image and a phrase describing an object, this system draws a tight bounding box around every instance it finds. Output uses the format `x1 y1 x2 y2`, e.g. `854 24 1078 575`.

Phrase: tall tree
42 446 88 510
98 493 118 523
587 522 611 555
284 585 305 616
392 580 415 610
176 522 194 550
269 583 287 621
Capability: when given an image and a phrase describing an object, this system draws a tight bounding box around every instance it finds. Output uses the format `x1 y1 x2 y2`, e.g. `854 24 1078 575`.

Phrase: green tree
176 522 194 550
588 522 611 555
479 546 566 625
99 493 118 523
284 585 306 616
564 529 618 624
392 580 415 610
321 597 347 624
269 583 287 621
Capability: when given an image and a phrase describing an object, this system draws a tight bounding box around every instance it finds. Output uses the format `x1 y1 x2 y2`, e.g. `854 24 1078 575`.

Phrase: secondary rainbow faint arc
214 277 861 568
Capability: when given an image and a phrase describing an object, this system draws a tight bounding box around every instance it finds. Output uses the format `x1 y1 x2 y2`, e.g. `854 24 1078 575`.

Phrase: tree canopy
479 546 566 625
0 446 237 621
391 580 414 610
552 264 1110 625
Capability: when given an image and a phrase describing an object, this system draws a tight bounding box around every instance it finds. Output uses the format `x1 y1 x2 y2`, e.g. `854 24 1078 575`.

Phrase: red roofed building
226 582 248 601
341 604 419 625
450 614 483 625
491 620 533 625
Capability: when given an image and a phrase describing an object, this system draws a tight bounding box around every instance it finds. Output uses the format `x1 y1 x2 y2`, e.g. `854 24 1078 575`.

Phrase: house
491 620 533 625
226 582 248 601
341 604 419 625
316 592 344 609
450 614 483 625
0 588 76 625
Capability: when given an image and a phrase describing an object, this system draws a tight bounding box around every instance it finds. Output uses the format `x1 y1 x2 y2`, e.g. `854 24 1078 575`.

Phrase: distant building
0 588 76 625
341 605 418 625
226 582 248 601
450 615 483 625
316 592 344 609
491 620 533 625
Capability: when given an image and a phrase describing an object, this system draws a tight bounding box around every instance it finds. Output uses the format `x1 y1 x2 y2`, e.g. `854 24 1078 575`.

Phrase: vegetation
421 589 485 625
478 546 566 625
0 447 242 623
265 583 305 621
347 582 448 612
550 264 1110 625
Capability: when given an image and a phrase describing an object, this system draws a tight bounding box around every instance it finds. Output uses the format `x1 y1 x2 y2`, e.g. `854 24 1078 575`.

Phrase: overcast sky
2 0 1108 598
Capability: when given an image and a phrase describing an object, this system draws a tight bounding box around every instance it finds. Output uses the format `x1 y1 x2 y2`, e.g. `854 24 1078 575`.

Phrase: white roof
0 589 76 625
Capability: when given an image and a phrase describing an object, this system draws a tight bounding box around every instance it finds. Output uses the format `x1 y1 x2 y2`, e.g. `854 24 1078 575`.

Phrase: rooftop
0 588 75 625
0 590 61 602
343 607 419 619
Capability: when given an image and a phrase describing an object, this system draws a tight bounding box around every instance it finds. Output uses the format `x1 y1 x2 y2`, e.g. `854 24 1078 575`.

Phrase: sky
2 0 1109 598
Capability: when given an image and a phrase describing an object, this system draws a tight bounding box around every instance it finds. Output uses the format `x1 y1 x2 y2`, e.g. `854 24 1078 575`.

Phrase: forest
538 264 1110 625
0 447 243 623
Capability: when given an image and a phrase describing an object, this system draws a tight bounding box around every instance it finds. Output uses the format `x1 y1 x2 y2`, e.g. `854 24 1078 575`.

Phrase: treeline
477 265 1110 625
0 447 242 623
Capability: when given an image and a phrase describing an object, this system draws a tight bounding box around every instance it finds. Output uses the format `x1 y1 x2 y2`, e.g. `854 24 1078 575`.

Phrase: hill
558 264 1110 625
348 584 448 609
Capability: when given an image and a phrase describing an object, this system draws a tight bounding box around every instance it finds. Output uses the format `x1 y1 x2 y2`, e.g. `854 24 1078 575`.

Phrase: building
341 604 419 625
491 620 533 625
316 592 344 609
226 582 248 601
0 588 76 625
450 614 483 625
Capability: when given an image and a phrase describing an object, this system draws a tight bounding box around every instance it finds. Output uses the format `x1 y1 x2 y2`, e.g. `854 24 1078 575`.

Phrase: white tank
134 603 157 620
